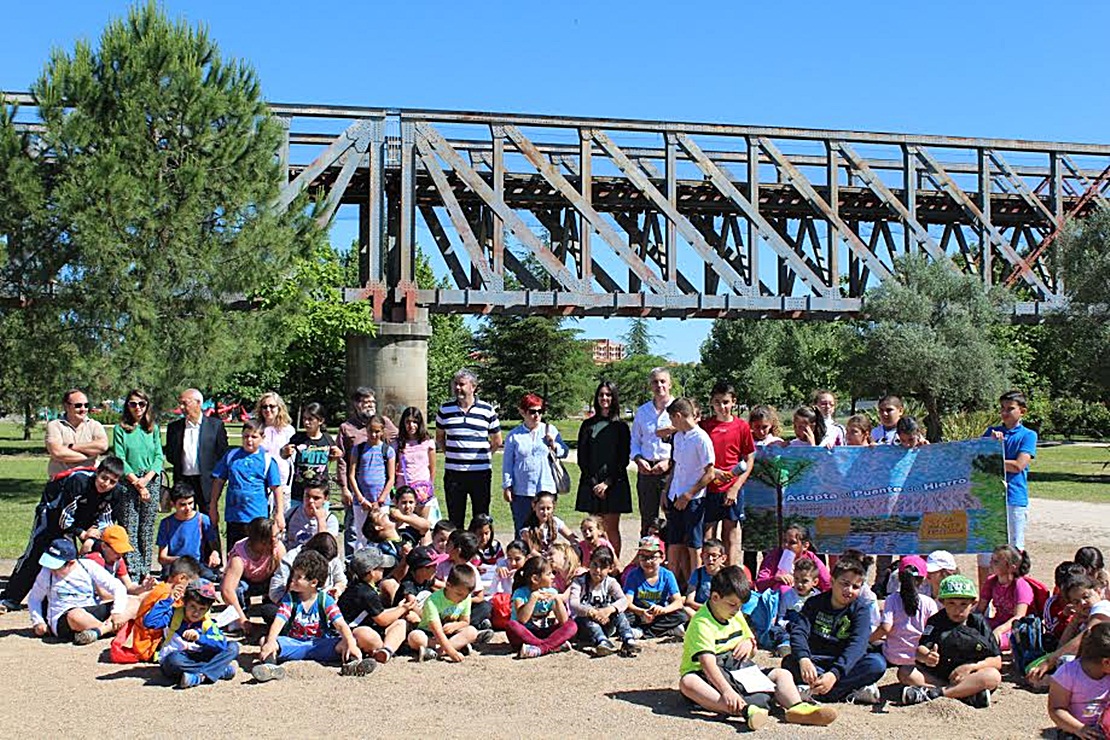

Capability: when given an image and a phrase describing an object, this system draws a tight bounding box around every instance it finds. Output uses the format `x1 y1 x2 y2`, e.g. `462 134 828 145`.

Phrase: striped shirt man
436 399 501 472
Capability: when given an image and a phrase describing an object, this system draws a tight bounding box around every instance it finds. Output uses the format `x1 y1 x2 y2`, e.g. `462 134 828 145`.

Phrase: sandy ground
0 497 1103 739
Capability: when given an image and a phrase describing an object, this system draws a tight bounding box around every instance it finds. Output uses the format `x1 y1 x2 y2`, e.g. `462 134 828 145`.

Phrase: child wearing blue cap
27 537 132 645
142 579 240 688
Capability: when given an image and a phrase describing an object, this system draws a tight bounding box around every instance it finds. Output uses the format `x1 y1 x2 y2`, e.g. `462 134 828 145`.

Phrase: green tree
0 4 317 410
473 315 594 419
848 255 1012 441
623 317 660 356
1054 208 1110 400
415 250 473 411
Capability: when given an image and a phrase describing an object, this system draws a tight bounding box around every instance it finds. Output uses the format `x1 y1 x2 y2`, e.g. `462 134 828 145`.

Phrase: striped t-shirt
436 399 501 472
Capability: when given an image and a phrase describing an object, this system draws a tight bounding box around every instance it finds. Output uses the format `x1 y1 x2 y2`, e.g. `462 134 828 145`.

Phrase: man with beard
336 387 398 556
435 369 502 528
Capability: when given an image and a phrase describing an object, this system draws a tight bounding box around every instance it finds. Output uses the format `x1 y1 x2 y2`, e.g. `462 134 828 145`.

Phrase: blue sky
4 1 1109 360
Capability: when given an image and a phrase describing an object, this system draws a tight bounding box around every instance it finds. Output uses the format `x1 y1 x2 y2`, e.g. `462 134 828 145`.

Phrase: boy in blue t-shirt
210 420 284 548
157 483 221 580
977 390 1037 586
624 536 688 639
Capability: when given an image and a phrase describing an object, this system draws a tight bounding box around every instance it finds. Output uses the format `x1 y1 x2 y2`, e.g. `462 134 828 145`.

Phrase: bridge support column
346 312 432 416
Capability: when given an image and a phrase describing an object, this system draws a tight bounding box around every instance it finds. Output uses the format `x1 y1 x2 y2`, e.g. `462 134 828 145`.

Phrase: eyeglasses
69 402 89 409
127 401 147 408
525 408 543 415
261 404 278 410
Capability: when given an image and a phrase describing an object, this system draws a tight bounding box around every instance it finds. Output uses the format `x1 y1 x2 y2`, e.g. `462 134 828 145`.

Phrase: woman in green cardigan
112 388 164 579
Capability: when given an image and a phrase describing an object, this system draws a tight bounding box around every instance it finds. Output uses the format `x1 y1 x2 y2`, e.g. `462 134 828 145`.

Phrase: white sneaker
847 683 881 705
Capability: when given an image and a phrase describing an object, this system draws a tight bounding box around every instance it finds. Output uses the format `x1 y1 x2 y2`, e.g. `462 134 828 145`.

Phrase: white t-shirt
669 426 714 502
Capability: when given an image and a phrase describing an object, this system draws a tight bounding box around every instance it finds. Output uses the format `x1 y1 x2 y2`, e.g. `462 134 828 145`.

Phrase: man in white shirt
164 389 229 511
630 367 675 537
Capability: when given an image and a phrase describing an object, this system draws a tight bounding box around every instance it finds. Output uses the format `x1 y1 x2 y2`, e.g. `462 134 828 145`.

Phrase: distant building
589 338 626 365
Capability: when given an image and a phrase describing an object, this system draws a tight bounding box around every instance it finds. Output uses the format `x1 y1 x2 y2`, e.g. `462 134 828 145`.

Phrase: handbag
545 424 571 494
158 471 174 513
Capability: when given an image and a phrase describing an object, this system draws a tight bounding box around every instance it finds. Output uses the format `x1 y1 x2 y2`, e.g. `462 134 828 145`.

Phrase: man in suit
164 388 229 511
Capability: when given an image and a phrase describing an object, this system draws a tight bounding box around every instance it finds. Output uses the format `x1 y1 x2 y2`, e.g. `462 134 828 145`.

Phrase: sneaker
250 663 286 683
785 701 838 727
73 628 101 646
963 688 991 709
796 684 812 702
554 641 572 653
372 647 393 664
341 658 377 677
775 643 792 658
901 686 934 706
475 628 495 645
0 598 22 613
846 683 881 705
744 704 770 731
595 639 618 657
417 647 438 663
219 663 238 681
178 672 203 689
518 644 542 659
476 618 492 631
629 627 644 640
668 624 686 640
619 639 641 657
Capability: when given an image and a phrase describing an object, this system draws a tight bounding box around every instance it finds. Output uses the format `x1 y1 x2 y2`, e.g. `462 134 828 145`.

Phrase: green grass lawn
0 421 1106 558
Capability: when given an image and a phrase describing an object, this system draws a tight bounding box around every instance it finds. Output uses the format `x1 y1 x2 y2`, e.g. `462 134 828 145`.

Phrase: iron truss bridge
10 93 1110 321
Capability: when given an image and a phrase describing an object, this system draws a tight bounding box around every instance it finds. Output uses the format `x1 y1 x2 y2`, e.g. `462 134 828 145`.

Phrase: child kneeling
902 574 1002 708
254 550 370 681
679 565 837 730
143 579 239 688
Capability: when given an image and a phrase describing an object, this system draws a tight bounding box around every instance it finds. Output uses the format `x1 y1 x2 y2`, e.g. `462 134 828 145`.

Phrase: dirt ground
0 497 1103 739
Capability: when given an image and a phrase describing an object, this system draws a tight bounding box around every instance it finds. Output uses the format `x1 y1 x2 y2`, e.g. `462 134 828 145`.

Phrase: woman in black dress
575 380 632 557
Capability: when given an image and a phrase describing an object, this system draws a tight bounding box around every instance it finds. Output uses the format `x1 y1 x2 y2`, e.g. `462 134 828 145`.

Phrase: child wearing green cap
902 574 1002 708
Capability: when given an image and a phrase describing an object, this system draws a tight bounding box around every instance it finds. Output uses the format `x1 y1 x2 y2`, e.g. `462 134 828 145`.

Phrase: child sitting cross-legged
254 550 372 682
338 548 420 665
902 574 1002 708
679 565 838 730
624 536 689 639
143 579 240 688
509 555 578 659
1027 572 1110 688
569 547 638 657
407 563 484 663
870 556 938 689
782 557 887 704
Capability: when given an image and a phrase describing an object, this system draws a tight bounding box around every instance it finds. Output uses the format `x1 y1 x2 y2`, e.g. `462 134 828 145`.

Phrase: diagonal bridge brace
588 130 752 296
276 118 379 212
755 137 892 284
415 122 584 293
912 146 1053 297
987 150 1057 227
674 133 830 297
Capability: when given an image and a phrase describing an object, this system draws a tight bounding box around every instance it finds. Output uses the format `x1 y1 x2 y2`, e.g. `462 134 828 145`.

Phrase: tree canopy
0 3 323 414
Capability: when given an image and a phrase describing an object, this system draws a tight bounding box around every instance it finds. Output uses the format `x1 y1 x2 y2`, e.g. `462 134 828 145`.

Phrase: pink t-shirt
983 575 1034 629
398 439 435 485
231 538 280 583
881 592 939 665
1051 657 1110 727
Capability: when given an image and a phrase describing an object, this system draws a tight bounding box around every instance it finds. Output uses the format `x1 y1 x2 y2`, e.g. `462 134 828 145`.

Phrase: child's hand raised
923 647 940 668
182 629 199 642
170 582 187 602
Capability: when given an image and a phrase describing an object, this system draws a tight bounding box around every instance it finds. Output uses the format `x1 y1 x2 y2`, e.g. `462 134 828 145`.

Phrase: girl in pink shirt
756 524 831 594
978 544 1033 651
396 407 437 519
1048 621 1110 738
872 556 938 686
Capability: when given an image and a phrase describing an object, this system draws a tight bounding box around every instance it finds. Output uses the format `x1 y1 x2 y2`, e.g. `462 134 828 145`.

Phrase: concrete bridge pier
346 312 432 417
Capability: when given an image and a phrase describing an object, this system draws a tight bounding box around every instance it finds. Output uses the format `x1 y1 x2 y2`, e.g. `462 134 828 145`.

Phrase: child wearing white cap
925 551 959 598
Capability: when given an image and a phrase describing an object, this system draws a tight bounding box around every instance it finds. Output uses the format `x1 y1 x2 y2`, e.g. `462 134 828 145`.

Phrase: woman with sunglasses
501 393 569 535
254 393 296 494
111 389 164 581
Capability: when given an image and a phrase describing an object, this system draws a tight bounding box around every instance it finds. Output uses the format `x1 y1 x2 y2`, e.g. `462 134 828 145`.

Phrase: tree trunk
923 394 943 443
23 401 34 441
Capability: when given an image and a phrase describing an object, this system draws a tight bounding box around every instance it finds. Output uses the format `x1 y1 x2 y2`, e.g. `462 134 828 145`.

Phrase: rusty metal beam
987 150 1057 225
277 118 376 210
419 205 470 289
675 133 829 296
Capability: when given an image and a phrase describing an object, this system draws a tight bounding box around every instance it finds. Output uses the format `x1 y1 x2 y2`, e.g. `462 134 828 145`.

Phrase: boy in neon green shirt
679 565 838 730
408 563 481 662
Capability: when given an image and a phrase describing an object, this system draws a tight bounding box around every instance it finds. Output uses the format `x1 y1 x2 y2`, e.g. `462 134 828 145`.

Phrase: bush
940 410 999 442
1046 398 1110 440
89 408 119 426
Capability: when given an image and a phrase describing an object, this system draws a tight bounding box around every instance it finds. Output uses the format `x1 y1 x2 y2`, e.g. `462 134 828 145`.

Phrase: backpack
1010 614 1048 676
279 590 333 638
742 588 781 649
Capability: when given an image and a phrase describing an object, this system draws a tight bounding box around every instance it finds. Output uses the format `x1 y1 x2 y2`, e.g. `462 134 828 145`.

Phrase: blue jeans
782 650 887 702
276 635 343 663
576 612 634 646
161 641 240 682
510 495 535 537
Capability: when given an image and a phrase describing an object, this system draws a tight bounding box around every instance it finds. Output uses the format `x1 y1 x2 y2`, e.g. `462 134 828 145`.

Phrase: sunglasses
127 401 147 408
525 408 543 415
261 404 279 410
70 402 89 409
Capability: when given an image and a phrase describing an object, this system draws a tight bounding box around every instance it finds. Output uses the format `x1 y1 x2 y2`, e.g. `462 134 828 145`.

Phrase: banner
741 439 1007 555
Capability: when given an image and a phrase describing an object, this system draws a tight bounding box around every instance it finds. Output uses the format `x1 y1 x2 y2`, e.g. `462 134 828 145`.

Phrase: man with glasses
164 389 229 511
336 387 398 556
45 389 109 479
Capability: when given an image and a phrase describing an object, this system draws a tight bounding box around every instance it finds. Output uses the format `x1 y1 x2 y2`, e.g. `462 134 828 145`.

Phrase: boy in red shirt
699 382 755 567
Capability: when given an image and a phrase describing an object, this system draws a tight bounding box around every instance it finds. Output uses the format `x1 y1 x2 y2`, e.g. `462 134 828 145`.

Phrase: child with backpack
569 547 638 657
142 579 239 688
978 545 1035 651
254 550 372 681
210 420 285 547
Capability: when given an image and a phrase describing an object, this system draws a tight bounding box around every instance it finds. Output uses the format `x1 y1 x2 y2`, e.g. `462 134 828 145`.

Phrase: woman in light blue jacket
502 393 569 534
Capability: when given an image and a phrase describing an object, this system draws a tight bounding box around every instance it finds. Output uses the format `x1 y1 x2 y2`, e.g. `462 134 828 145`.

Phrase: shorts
977 504 1028 566
55 602 113 640
703 490 745 524
666 496 706 548
686 670 773 709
